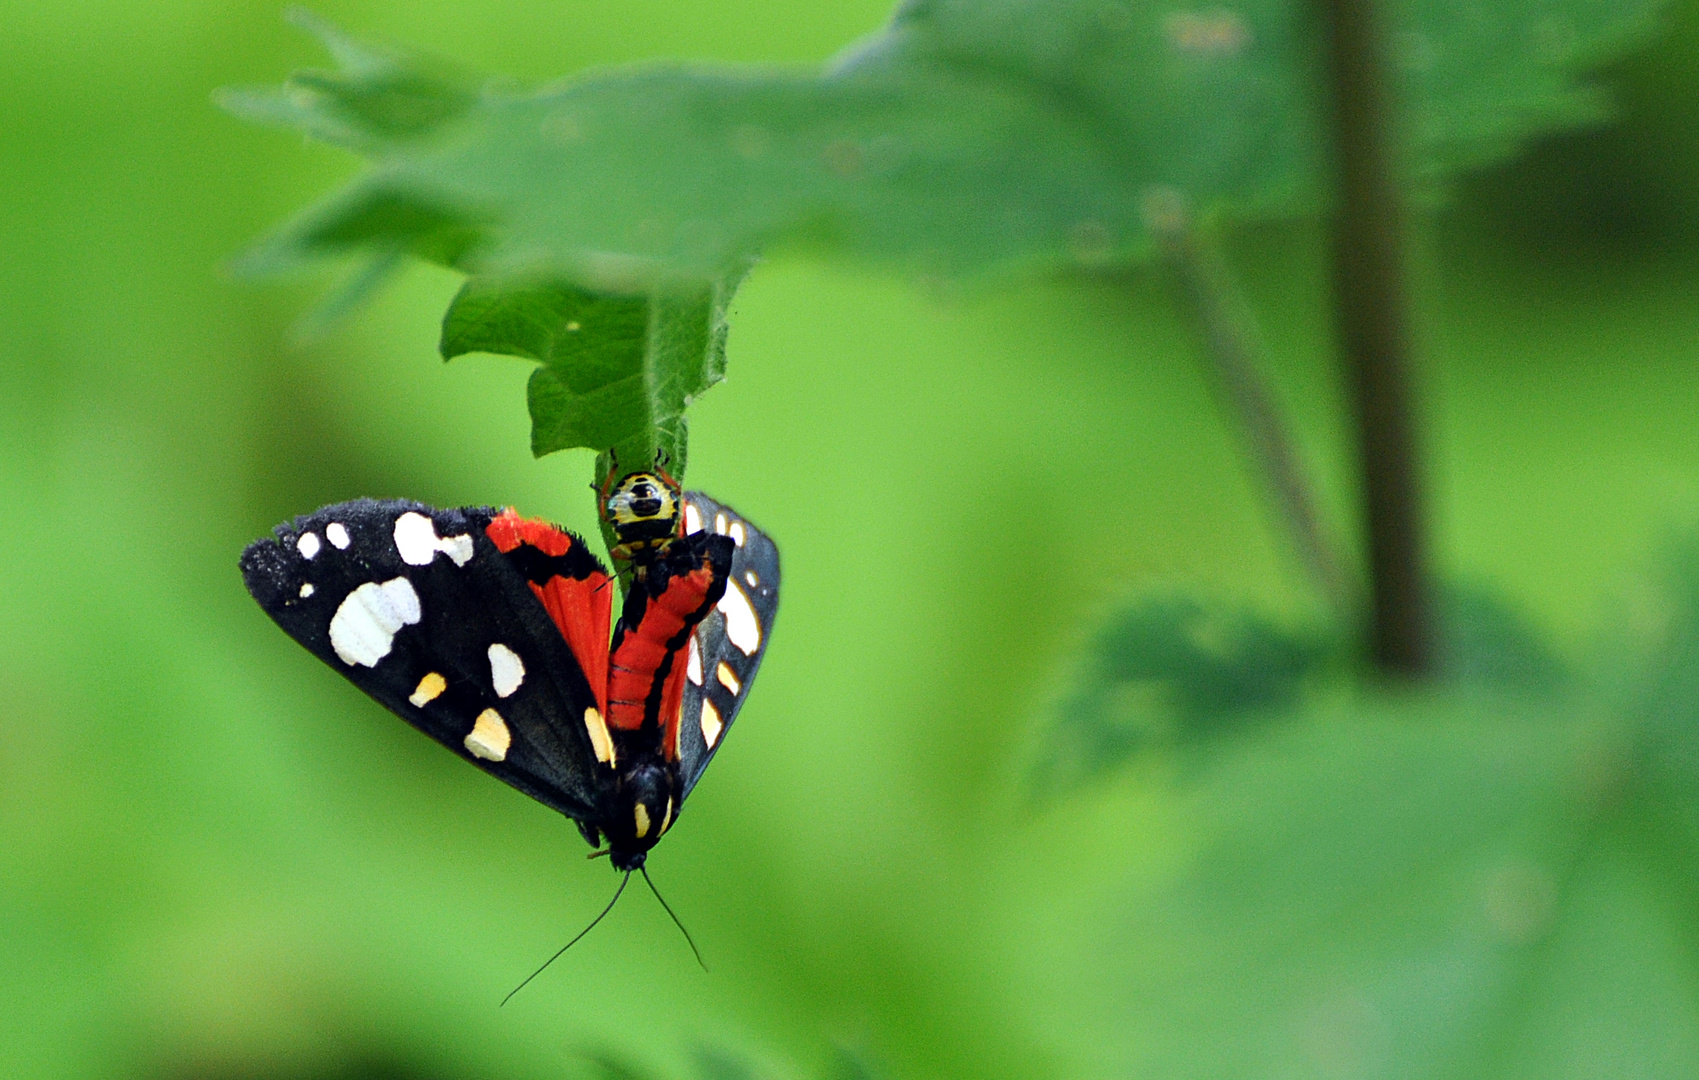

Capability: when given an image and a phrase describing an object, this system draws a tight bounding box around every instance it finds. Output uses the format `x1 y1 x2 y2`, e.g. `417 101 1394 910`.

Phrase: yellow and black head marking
603 469 683 562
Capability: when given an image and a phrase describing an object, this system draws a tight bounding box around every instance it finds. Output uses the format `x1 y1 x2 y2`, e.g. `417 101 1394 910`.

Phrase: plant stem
1152 210 1359 624
1316 0 1433 678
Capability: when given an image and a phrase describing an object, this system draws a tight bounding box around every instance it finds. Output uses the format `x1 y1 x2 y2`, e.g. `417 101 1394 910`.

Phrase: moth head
604 471 682 555
606 762 679 871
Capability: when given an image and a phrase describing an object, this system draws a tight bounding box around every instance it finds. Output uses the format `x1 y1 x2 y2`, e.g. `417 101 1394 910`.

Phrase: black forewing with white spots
240 498 609 822
675 492 780 798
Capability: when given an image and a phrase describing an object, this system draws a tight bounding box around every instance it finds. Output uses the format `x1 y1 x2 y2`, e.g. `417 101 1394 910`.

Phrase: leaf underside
438 270 739 469
223 0 1667 460
227 0 1666 283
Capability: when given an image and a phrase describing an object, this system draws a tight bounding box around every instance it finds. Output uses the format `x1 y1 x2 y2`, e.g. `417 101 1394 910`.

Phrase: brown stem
1151 207 1359 624
1316 0 1433 678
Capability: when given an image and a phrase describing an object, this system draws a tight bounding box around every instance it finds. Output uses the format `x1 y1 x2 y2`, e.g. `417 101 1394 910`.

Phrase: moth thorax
605 471 681 555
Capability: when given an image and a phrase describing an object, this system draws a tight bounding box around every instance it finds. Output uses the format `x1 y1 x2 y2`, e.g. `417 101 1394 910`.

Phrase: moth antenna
641 865 707 972
502 871 631 1006
594 565 636 595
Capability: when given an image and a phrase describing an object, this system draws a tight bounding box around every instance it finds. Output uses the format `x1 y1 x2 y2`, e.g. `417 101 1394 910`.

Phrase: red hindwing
485 509 612 713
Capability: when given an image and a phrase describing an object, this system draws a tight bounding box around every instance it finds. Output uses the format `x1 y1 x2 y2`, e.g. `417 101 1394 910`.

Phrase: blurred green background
6 1 1699 1078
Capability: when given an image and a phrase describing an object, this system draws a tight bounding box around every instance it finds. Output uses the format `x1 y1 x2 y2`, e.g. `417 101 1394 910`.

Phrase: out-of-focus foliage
1439 581 1571 693
1034 584 1572 797
573 1045 883 1080
5 0 1699 1078
1024 553 1699 1078
220 0 1667 466
225 0 1667 287
1031 597 1329 795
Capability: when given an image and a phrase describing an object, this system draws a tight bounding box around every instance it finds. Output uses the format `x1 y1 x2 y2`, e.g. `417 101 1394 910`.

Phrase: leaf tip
284 6 394 76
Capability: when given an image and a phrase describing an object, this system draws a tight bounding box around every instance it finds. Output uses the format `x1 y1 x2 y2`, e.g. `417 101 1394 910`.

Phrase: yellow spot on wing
700 699 724 749
660 796 674 834
409 672 447 707
715 662 741 695
634 802 651 839
584 707 616 765
465 708 511 761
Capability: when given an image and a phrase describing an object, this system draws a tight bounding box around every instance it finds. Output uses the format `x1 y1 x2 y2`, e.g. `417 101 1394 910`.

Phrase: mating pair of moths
241 469 778 874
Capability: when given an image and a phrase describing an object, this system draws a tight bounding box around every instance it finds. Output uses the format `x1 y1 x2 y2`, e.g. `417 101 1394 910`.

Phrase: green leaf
440 270 742 466
571 1048 669 1080
1026 546 1699 1078
691 1048 765 1080
1060 698 1699 1080
229 0 1668 285
1031 596 1331 798
824 1047 887 1080
215 9 477 155
1439 582 1570 694
1035 584 1575 798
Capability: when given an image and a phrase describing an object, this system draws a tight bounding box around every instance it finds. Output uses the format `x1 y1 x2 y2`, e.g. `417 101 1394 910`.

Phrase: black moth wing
240 498 609 823
676 492 780 798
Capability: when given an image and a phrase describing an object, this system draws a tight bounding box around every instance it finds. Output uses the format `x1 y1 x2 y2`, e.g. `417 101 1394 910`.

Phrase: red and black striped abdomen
607 534 735 750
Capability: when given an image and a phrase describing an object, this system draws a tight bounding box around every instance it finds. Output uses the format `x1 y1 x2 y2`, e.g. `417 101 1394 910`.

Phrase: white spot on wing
441 534 473 566
299 583 315 598
465 708 511 761
717 581 761 656
683 503 703 535
328 577 421 667
392 513 437 565
393 512 474 567
297 532 321 560
716 661 741 695
714 512 729 535
729 521 746 547
488 643 525 698
686 634 703 686
744 570 759 587
700 698 723 748
409 671 446 707
326 522 351 549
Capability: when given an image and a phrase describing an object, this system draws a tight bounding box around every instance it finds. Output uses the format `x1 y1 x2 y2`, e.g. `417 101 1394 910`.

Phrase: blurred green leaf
1620 539 1699 880
224 1 1668 480
1439 582 1569 694
1066 694 1699 1079
215 9 477 154
690 1047 765 1080
823 1046 886 1080
441 270 739 464
230 0 1667 287
1028 549 1699 1078
1032 596 1331 797
1036 585 1575 798
169 1056 457 1080
571 1049 668 1080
